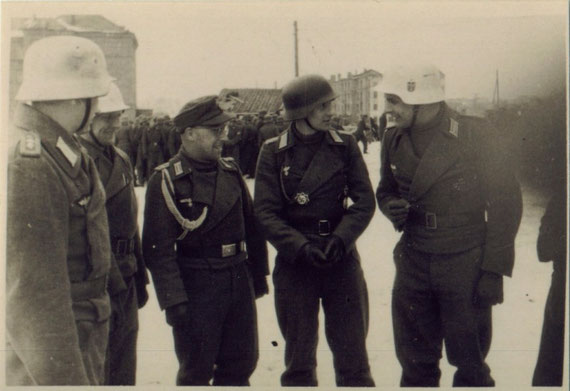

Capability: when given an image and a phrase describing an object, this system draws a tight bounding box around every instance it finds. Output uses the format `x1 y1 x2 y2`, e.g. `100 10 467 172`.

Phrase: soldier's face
188 126 225 161
91 111 122 146
384 94 414 128
307 100 333 131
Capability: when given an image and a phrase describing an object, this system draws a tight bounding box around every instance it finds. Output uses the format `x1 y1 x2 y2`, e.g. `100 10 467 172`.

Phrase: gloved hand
297 242 329 269
382 198 410 231
135 278 149 309
473 271 504 307
253 276 269 299
165 302 190 327
324 235 345 265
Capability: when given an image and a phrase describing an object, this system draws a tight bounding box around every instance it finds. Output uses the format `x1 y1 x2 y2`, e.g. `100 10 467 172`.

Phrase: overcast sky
2 1 568 113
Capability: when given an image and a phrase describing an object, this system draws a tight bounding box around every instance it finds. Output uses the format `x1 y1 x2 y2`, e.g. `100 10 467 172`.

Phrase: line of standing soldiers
115 115 181 186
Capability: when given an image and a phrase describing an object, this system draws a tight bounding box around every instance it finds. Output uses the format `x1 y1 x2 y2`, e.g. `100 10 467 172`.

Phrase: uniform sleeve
134 229 150 308
7 157 90 385
333 136 376 249
253 142 310 262
142 170 188 310
375 129 401 213
477 123 523 276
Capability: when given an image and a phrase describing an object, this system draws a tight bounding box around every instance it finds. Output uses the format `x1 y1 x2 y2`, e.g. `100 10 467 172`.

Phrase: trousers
273 252 375 387
392 240 494 387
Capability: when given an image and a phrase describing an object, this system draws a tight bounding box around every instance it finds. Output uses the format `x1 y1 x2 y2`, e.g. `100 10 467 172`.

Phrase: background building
329 69 382 122
219 88 283 116
10 15 138 120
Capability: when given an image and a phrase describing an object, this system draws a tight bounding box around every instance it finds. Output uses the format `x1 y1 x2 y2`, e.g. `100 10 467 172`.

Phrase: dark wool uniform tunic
532 187 567 386
6 104 112 385
254 125 376 387
376 104 522 387
79 134 149 385
142 151 268 386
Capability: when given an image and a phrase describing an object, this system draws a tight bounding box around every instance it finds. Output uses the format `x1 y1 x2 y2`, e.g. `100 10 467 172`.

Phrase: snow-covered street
135 140 565 389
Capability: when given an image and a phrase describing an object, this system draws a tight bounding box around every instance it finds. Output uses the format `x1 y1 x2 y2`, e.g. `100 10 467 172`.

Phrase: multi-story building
329 69 383 122
9 15 138 120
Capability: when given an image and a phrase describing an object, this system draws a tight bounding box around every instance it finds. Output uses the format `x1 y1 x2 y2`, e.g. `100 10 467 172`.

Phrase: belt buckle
318 220 331 236
425 212 437 230
222 243 237 258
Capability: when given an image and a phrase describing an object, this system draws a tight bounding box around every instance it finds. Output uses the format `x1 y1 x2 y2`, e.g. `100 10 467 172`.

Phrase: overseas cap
174 95 233 131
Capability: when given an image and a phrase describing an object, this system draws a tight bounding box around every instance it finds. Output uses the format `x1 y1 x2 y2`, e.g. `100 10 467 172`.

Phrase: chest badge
390 164 397 172
294 192 310 205
449 118 459 138
282 166 290 176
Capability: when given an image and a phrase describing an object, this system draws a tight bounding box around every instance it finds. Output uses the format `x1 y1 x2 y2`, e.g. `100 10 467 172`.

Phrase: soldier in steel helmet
78 82 149 385
376 64 522 386
7 35 114 385
254 74 376 387
142 95 269 386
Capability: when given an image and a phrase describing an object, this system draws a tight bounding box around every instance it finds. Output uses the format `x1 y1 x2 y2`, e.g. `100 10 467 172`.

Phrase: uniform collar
14 103 84 176
277 123 346 152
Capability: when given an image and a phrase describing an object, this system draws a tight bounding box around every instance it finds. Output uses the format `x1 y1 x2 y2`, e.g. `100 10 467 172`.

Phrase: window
373 91 378 98
374 104 378 110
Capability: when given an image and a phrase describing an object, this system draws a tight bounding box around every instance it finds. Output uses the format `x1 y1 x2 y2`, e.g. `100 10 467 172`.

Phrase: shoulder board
19 130 41 158
219 157 239 171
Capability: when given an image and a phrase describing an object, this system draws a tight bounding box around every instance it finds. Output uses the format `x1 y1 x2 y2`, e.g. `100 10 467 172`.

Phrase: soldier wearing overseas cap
376 64 522 387
142 95 269 386
78 82 149 385
254 74 376 387
7 36 114 385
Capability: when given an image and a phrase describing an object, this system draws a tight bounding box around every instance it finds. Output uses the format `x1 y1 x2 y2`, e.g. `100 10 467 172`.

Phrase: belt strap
70 276 108 302
181 240 246 259
111 237 135 257
408 209 485 230
296 219 340 236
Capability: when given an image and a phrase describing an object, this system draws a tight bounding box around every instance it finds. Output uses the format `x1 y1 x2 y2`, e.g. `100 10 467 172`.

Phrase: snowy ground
134 141 567 390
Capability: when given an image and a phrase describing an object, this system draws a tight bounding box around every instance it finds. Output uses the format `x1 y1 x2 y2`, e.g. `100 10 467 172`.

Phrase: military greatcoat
376 103 522 387
143 151 268 385
7 103 111 385
79 134 149 385
254 125 376 387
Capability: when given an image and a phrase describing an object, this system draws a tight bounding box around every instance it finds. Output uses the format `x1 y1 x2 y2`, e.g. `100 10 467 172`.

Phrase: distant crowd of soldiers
114 110 291 184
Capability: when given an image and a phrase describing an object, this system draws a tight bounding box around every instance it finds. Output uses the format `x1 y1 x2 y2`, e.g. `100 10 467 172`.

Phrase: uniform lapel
104 149 130 200
296 139 344 197
199 164 240 233
408 118 461 201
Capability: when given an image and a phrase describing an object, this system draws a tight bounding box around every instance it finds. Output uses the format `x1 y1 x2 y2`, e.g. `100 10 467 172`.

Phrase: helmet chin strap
75 98 92 133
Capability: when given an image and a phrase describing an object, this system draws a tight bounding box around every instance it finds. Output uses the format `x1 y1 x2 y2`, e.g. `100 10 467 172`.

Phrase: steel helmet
16 35 114 101
381 64 445 105
281 74 338 121
97 82 129 114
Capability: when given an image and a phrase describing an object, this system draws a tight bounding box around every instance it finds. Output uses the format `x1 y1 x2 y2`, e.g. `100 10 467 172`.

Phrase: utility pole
492 69 500 106
294 21 299 77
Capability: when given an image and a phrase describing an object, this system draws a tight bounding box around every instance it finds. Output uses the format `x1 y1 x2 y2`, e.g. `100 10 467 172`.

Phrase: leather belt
296 219 340 237
183 240 246 258
70 276 108 302
408 208 485 230
111 237 135 257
